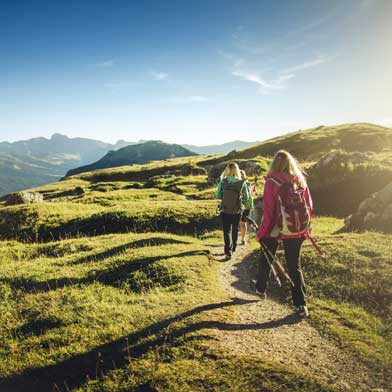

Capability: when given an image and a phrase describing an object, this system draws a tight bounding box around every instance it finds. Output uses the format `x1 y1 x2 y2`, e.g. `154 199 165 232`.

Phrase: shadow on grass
1 250 209 294
0 297 302 392
70 237 193 265
15 317 63 338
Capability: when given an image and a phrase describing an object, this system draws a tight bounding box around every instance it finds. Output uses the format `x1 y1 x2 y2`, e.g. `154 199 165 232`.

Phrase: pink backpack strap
266 177 283 187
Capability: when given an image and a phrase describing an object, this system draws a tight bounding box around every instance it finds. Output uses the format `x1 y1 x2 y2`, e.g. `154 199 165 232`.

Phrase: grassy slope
0 231 333 392
0 140 391 390
0 153 62 196
248 216 392 371
0 217 390 391
235 123 392 161
0 166 333 391
231 123 392 216
0 155 269 242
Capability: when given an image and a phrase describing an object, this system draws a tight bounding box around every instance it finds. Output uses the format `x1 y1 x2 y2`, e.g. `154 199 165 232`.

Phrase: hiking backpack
268 177 311 237
221 179 245 214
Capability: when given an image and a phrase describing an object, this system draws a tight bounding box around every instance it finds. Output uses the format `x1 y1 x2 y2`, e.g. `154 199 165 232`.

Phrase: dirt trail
210 244 388 392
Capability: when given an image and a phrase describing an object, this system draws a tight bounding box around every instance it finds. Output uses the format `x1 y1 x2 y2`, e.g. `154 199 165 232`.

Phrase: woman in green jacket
216 162 253 260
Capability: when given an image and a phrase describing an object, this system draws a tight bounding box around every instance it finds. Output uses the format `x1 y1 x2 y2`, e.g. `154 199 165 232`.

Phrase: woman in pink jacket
255 150 312 317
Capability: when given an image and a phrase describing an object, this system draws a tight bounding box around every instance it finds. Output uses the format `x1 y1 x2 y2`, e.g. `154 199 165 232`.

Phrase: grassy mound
0 200 219 241
69 156 222 183
235 123 392 161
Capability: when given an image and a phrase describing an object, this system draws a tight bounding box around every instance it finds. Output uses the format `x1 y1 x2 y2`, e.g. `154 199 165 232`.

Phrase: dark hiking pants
256 237 306 307
221 213 241 255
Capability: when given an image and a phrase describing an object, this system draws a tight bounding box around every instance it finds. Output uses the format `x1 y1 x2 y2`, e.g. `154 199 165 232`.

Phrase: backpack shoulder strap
267 176 283 186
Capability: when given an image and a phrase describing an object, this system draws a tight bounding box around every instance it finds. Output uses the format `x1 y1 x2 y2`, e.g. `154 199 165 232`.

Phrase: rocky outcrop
207 160 264 184
181 164 207 176
344 181 392 232
4 191 44 206
314 150 369 170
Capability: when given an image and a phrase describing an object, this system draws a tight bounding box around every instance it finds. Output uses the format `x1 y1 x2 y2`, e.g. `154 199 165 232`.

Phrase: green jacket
216 176 253 211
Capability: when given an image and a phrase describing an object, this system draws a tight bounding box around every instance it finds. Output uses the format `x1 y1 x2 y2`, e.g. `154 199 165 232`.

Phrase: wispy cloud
231 70 293 92
282 54 334 74
104 81 135 90
149 70 169 81
97 59 115 68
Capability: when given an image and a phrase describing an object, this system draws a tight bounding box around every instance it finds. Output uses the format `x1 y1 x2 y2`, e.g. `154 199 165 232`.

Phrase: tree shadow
15 317 63 338
1 250 209 294
70 237 193 265
0 297 301 392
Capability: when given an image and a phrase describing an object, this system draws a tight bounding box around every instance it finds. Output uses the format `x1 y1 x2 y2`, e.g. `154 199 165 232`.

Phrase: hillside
66 141 198 176
0 153 62 196
0 153 390 391
0 134 113 196
235 123 392 161
0 134 258 196
226 123 392 216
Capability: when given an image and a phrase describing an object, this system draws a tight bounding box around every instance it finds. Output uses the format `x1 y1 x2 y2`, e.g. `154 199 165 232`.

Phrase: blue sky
0 0 391 145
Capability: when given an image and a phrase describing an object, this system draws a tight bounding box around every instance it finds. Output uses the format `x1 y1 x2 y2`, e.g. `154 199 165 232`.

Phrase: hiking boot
255 288 267 299
296 305 309 318
240 239 246 245
250 280 267 299
224 254 231 261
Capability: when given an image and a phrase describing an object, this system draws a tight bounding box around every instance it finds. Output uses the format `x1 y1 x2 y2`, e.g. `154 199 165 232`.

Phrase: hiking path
208 244 389 392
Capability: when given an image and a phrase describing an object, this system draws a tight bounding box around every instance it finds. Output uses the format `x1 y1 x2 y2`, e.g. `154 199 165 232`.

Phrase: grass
71 155 223 183
302 230 392 367
0 233 216 379
247 216 392 371
0 148 391 390
0 199 220 241
235 123 392 161
0 232 333 392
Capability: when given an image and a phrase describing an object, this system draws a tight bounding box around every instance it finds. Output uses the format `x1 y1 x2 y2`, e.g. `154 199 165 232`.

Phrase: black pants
221 213 241 255
256 237 306 307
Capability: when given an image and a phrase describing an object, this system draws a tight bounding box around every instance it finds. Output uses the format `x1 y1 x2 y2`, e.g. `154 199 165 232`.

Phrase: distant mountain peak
51 133 69 140
66 140 197 177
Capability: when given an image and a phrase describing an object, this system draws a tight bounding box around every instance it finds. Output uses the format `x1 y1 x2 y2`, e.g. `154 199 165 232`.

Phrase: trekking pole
260 243 282 287
308 235 326 259
245 215 295 287
260 240 295 287
243 215 259 232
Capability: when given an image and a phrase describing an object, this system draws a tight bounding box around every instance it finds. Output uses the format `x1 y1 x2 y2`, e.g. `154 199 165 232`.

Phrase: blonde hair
240 170 247 180
221 162 241 180
268 150 307 188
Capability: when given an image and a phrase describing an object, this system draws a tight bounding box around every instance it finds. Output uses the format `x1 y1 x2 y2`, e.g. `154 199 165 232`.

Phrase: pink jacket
257 172 313 240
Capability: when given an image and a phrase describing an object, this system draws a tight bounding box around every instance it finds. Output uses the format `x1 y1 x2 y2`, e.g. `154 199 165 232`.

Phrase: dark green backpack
221 179 245 214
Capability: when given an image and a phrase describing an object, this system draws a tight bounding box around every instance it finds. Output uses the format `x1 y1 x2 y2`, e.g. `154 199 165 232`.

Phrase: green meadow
0 123 391 391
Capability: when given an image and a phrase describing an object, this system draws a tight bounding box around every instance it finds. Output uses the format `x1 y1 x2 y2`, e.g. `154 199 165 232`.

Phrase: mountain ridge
66 140 198 176
0 134 258 195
